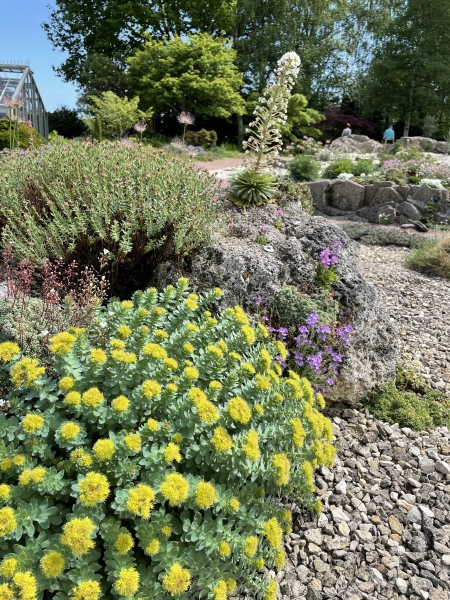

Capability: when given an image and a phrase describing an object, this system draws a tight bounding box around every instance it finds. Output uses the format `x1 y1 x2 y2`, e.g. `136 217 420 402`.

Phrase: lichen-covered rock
332 180 365 211
153 200 397 404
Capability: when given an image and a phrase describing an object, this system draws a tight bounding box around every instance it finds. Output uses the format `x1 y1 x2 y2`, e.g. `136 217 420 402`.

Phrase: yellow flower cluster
162 563 191 596
60 422 81 440
227 397 251 424
255 374 271 391
189 387 219 423
143 343 168 359
272 453 290 485
117 325 132 338
241 325 256 344
70 449 93 467
115 567 139 597
93 439 115 461
110 338 125 350
274 548 286 569
126 484 155 518
262 518 283 548
40 551 65 578
111 395 129 412
276 340 288 361
114 532 134 554
207 344 223 359
13 571 38 600
244 536 258 557
253 404 264 416
290 417 305 448
219 542 231 557
258 323 270 338
160 473 189 507
184 366 199 380
122 300 133 309
242 430 260 461
59 376 75 391
49 331 77 355
18 467 46 486
72 581 101 600
91 348 107 363
265 580 277 600
0 341 20 362
229 498 240 511
164 357 178 370
173 432 183 443
110 349 136 363
241 362 255 374
211 427 234 453
142 379 162 398
183 342 194 354
184 299 198 310
302 461 315 492
82 387 104 407
61 517 96 556
147 418 159 431
255 558 265 570
214 580 228 600
161 525 172 537
78 472 110 506
209 380 222 390
11 358 45 388
234 306 249 325
167 383 178 393
65 391 81 406
145 538 160 555
165 443 182 463
0 558 17 577
0 484 11 500
312 440 336 467
186 321 199 333
194 481 216 509
22 414 44 434
124 433 141 452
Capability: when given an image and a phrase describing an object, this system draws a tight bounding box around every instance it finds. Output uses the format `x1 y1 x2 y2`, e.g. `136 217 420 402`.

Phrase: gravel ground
272 406 450 600
357 245 450 395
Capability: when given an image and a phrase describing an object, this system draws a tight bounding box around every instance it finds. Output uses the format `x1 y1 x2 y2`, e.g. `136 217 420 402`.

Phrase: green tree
43 0 237 87
82 92 152 138
48 105 87 138
127 34 246 120
357 0 450 136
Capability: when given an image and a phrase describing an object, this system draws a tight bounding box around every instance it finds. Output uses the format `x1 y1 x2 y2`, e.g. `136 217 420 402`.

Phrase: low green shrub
405 235 450 279
288 155 320 181
185 129 218 148
0 142 219 294
0 280 335 599
273 287 339 327
315 265 339 290
0 118 45 151
363 362 450 430
351 159 375 177
324 158 353 179
274 181 314 214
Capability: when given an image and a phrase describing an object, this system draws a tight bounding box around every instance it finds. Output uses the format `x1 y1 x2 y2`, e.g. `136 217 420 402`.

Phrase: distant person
342 123 352 137
383 125 395 144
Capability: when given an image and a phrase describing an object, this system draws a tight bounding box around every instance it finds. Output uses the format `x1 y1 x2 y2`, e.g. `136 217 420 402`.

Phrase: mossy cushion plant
0 279 335 600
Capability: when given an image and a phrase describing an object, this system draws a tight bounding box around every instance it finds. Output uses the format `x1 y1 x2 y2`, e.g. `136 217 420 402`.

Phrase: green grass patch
405 235 450 279
363 362 450 430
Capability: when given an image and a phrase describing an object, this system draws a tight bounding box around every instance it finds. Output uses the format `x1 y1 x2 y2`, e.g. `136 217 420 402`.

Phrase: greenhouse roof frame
0 62 49 139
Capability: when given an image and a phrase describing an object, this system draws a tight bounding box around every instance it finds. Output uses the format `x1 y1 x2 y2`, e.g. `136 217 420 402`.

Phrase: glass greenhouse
0 62 49 139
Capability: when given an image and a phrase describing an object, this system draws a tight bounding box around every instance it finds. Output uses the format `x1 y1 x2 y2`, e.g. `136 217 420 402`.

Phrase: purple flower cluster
267 312 354 392
319 241 342 268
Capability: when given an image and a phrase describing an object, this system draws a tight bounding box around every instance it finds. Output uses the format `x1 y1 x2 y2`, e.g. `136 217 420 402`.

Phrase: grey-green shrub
274 181 314 214
185 129 218 148
0 142 219 292
325 158 353 179
0 118 45 151
351 159 375 176
273 286 339 327
288 155 320 181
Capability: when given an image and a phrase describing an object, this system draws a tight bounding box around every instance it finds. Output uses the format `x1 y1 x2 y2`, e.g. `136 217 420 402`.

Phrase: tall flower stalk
230 52 301 208
243 52 301 171
177 112 195 146
3 95 24 152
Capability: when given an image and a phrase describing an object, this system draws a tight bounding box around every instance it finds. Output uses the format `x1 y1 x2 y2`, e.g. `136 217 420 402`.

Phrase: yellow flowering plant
0 279 335 600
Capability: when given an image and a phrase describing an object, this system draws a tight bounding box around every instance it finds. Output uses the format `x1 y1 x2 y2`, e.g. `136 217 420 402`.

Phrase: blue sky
1 0 78 111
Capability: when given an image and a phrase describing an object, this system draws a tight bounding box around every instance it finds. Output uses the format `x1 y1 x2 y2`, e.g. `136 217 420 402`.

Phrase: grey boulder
153 201 397 404
332 180 365 211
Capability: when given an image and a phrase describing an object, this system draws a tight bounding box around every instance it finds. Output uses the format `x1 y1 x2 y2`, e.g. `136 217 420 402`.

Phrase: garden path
357 244 450 395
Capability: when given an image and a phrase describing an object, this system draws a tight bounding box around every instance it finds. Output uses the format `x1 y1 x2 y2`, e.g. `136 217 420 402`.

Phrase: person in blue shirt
383 126 395 144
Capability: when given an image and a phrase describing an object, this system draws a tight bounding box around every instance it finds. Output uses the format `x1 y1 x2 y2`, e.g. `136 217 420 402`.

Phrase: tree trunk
237 115 244 147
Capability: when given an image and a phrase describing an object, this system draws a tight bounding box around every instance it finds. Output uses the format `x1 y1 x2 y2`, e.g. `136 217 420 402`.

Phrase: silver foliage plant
230 52 301 207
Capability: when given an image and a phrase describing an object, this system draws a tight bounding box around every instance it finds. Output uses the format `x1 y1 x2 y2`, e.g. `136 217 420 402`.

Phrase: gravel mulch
357 245 450 395
272 406 450 600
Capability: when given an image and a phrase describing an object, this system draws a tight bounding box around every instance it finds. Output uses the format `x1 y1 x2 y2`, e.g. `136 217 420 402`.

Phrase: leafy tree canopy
82 92 153 138
43 0 237 84
48 105 87 138
127 34 246 120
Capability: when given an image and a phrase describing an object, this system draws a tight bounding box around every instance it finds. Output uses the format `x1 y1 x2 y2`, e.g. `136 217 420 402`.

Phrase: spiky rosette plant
229 52 301 208
0 279 335 600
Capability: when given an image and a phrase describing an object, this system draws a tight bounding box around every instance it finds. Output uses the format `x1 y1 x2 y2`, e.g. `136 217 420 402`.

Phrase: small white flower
103 248 110 255
40 330 49 336
100 321 107 328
